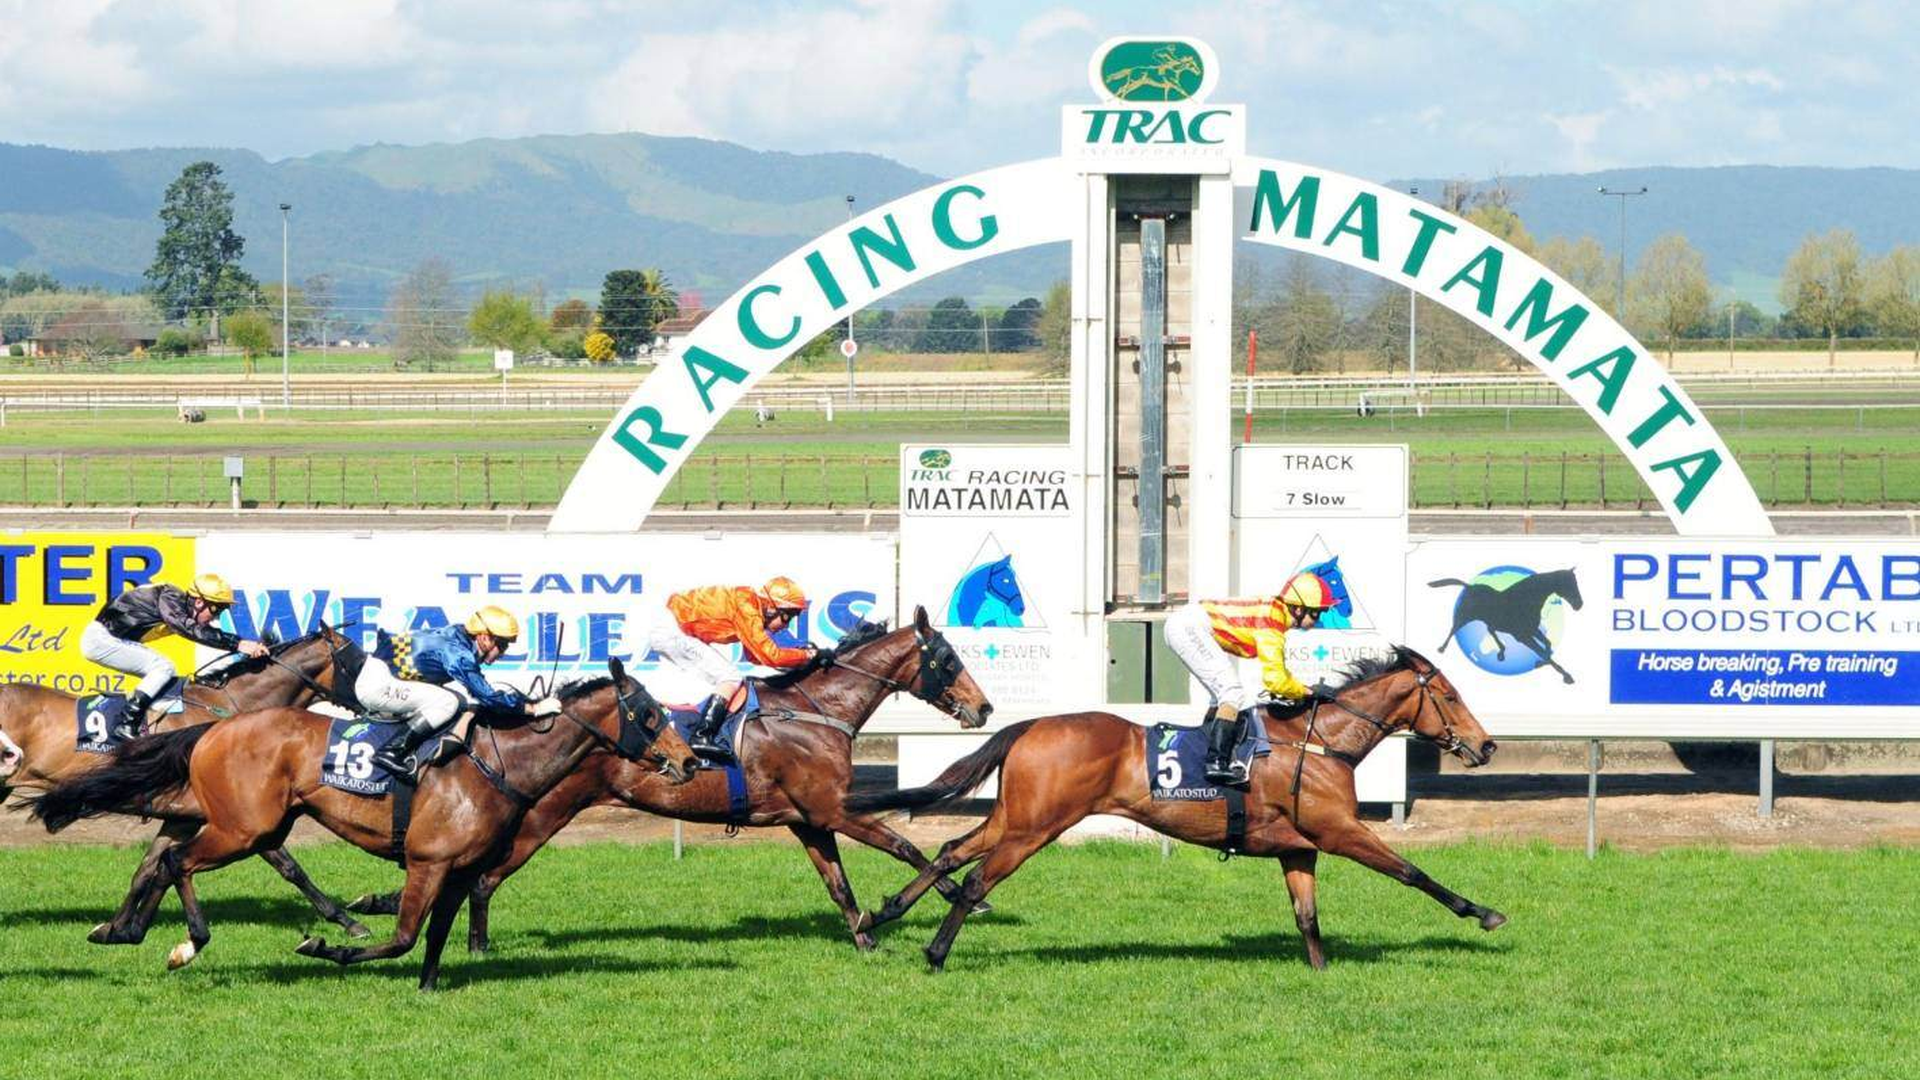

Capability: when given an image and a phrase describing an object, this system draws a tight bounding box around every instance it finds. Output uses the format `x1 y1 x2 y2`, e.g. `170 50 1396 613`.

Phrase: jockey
1162 570 1337 785
361 605 529 774
641 575 817 758
81 573 269 739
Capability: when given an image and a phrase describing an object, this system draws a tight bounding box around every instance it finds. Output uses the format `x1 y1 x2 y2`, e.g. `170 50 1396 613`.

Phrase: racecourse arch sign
550 36 1771 538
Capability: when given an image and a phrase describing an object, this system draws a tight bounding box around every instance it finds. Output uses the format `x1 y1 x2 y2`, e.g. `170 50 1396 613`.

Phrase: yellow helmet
187 573 235 607
762 575 809 612
465 605 521 641
1279 572 1335 611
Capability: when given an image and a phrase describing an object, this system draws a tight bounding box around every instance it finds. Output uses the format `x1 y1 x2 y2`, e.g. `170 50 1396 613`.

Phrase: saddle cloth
318 715 468 796
665 685 758 823
74 679 187 755
1145 716 1271 801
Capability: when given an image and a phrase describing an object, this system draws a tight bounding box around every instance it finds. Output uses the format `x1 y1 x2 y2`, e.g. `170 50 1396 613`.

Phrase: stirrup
1205 757 1250 786
372 750 418 777
111 722 142 743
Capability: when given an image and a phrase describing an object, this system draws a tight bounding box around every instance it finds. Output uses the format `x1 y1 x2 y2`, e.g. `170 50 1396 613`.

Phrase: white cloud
1610 65 1786 112
965 8 1095 107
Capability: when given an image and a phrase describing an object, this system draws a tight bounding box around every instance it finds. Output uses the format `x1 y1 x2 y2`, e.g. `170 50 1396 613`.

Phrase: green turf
0 840 1911 1078
1 402 1917 508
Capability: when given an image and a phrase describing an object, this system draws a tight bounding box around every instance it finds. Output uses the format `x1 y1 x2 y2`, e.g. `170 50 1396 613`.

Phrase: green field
2 402 1918 508
0 840 1911 1078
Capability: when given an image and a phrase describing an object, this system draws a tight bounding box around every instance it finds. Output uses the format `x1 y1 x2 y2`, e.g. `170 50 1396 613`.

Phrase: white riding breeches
354 656 462 731
80 621 177 699
1163 602 1253 712
630 607 738 694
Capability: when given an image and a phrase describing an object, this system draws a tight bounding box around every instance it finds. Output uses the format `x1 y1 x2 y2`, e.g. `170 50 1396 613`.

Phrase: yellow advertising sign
0 533 197 695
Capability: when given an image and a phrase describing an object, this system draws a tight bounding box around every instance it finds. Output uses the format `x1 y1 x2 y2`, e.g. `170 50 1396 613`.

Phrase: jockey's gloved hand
239 640 269 659
527 697 563 718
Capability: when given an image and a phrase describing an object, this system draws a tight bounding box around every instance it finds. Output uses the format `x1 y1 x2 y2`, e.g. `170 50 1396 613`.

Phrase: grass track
0 840 1913 1078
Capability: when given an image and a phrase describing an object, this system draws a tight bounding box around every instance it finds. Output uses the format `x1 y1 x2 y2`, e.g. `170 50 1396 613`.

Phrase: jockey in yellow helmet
82 573 269 738
633 575 818 758
361 605 529 774
1163 570 1337 785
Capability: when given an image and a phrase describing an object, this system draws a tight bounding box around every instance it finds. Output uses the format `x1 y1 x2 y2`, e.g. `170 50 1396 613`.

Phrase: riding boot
371 719 436 777
1204 707 1249 786
114 690 154 742
688 696 731 759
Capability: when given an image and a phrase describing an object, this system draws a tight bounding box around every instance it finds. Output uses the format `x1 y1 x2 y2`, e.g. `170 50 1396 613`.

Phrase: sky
1 0 1916 181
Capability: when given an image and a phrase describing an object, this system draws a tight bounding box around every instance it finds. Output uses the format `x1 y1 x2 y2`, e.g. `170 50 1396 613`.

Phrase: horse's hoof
343 920 372 940
344 893 391 916
295 936 326 958
167 941 198 970
971 900 993 916
853 932 878 952
468 939 490 955
88 922 113 945
1480 910 1507 932
924 949 947 972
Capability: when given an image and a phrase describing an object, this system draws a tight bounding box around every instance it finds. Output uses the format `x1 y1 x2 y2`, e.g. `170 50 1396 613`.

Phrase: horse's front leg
1317 823 1506 930
1278 849 1326 970
822 813 989 916
91 820 199 945
258 846 372 939
297 858 452 973
789 824 874 950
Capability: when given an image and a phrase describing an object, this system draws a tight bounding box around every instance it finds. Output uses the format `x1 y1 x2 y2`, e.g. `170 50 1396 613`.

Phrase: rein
1283 661 1459 812
764 629 966 730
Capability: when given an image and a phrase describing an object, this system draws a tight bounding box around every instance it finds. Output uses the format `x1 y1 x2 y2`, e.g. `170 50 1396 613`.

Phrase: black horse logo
1429 568 1584 684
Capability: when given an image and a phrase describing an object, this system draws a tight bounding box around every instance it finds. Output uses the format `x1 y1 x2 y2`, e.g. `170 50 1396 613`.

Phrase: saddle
1145 713 1270 802
665 688 759 824
318 712 475 797
74 680 187 754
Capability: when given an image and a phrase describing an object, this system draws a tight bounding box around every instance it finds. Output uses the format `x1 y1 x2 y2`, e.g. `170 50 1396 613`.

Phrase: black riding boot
114 690 154 742
1204 709 1249 786
371 720 435 777
688 696 731 759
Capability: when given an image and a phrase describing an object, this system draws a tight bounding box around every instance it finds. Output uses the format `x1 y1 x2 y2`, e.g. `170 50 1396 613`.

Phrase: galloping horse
1431 567 1584 683
354 606 996 954
30 660 698 990
1 626 372 938
848 647 1504 970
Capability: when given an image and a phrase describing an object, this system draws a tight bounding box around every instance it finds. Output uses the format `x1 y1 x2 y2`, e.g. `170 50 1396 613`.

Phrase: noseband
554 680 673 767
825 629 968 716
1310 662 1464 755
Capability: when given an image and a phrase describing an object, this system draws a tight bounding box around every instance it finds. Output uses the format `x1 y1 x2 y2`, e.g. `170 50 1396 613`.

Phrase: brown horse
29 661 699 990
353 606 996 953
847 646 1504 970
1 626 372 938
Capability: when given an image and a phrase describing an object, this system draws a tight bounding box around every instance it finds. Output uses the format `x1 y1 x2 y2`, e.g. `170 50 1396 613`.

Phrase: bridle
817 628 969 718
550 677 676 769
1299 657 1466 762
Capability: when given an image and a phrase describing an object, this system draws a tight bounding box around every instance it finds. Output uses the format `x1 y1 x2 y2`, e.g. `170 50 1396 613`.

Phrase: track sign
493 349 514 371
839 338 858 359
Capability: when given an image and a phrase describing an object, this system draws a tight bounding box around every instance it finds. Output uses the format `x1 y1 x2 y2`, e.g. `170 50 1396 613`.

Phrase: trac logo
1430 566 1584 683
918 449 952 470
1094 39 1212 102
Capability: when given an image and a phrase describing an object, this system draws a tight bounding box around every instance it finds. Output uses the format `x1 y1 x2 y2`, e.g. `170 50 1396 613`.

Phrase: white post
1758 739 1775 818
1586 739 1601 859
279 203 292 410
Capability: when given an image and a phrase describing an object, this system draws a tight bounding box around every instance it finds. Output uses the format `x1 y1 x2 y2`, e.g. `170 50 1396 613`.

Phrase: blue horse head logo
1301 556 1354 629
948 554 1026 628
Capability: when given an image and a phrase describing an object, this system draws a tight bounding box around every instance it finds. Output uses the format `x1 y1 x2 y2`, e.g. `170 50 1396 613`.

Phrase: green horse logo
919 449 953 469
1100 41 1205 101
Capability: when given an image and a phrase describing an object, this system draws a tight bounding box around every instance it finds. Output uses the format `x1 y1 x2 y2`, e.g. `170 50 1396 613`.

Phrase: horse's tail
26 724 211 832
1426 577 1470 589
845 720 1037 814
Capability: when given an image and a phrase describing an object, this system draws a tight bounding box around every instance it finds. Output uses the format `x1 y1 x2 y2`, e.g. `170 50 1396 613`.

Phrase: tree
225 310 274 376
1464 204 1536 256
1537 236 1619 318
145 161 256 320
1 269 59 300
467 289 544 355
1034 281 1071 372
1866 245 1920 359
302 273 337 348
1780 229 1865 367
1627 233 1712 360
915 297 978 352
389 258 463 370
583 331 615 363
261 282 310 346
599 269 677 356
1268 258 1340 373
550 298 594 334
994 297 1043 352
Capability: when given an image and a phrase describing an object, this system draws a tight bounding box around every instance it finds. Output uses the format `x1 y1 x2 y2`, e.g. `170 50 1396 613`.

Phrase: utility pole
844 195 857 404
1597 185 1647 319
279 203 292 409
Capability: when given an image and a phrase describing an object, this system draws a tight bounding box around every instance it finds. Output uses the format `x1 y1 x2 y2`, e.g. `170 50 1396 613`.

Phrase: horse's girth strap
1275 739 1362 767
766 708 857 739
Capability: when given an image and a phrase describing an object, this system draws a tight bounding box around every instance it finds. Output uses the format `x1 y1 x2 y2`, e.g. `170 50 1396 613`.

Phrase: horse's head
1553 568 1585 611
572 659 698 783
985 556 1025 616
1397 649 1497 767
907 605 994 728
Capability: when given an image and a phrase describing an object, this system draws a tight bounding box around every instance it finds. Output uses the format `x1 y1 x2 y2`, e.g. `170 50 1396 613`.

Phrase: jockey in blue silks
357 606 533 774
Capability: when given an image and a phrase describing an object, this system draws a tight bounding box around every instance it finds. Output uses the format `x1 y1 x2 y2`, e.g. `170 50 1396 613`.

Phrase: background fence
5 447 1916 510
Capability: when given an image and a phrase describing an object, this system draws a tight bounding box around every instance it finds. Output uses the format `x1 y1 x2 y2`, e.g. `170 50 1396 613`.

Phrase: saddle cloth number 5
327 738 377 781
1156 747 1182 789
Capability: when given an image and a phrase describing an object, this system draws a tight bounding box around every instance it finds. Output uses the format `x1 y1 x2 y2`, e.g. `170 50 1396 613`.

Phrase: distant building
28 313 164 358
651 309 711 354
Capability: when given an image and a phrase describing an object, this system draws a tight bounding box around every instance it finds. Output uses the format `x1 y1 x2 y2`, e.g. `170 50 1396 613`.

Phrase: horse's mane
1336 645 1431 687
556 675 617 701
758 619 893 689
196 628 324 686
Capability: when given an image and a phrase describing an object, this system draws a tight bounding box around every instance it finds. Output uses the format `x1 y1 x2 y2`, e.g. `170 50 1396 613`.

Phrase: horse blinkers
612 679 669 761
914 630 965 708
